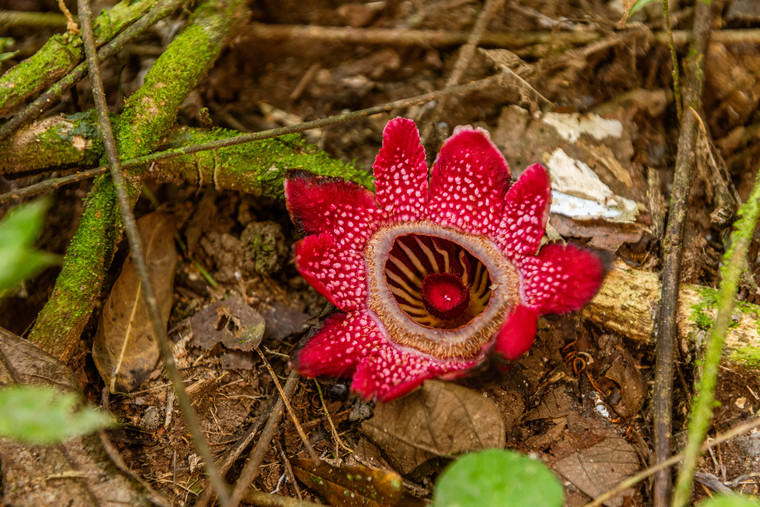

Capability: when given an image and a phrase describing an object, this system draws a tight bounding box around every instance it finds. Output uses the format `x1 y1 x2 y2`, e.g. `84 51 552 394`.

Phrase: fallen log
581 262 760 369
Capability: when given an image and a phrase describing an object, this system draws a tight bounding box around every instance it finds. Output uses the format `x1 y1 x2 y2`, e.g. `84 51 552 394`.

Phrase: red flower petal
427 126 511 237
285 171 383 252
521 244 607 315
497 163 551 260
494 305 538 360
290 310 382 379
351 344 435 402
294 233 369 312
373 118 429 220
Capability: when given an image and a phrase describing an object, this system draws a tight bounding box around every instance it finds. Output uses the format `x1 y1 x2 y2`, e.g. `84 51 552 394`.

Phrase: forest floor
1 0 760 506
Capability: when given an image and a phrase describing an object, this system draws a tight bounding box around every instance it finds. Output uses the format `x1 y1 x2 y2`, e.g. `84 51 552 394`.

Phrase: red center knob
420 273 470 321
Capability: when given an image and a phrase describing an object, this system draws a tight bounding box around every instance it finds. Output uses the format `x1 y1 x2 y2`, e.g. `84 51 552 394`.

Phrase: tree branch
652 2 713 505
0 0 160 116
28 0 245 361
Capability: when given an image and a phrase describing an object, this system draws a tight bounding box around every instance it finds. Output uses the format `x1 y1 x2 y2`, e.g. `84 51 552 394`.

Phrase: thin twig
274 439 302 500
662 0 682 121
227 370 301 507
256 349 319 464
652 3 713 506
420 0 505 143
0 168 108 205
76 0 230 505
0 10 74 28
243 492 324 507
0 0 186 143
672 165 760 506
247 23 757 48
193 398 280 507
314 380 353 455
55 0 79 33
581 417 760 507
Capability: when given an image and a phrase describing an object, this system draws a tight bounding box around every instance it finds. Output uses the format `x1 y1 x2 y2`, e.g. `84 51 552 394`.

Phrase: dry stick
662 0 682 121
55 0 79 33
0 71 509 205
581 417 760 507
243 492 324 507
672 174 760 504
0 168 108 205
652 3 713 506
226 371 301 507
0 10 73 28
420 0 505 144
247 23 757 48
76 0 231 505
314 380 353 455
0 0 185 143
255 348 319 465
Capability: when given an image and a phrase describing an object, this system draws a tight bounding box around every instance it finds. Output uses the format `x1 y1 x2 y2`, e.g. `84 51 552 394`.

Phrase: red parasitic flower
285 118 607 402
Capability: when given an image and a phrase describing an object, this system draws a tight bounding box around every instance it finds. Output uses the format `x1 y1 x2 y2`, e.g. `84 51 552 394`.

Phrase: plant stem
662 0 682 121
581 416 760 507
672 166 760 506
243 492 324 507
653 2 713 505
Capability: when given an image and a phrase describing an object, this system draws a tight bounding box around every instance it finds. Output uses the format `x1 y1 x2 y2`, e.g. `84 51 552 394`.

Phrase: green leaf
433 449 564 507
702 496 760 507
0 385 113 444
0 51 19 63
0 37 14 50
629 0 661 15
0 200 60 293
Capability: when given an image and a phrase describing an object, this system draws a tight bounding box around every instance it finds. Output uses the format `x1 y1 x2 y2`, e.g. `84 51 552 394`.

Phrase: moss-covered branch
581 262 760 370
0 110 105 173
0 0 159 116
155 126 373 196
0 114 373 195
28 0 246 361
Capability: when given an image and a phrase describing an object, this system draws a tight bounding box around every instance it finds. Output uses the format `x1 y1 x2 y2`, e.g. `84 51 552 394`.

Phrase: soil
2 0 760 505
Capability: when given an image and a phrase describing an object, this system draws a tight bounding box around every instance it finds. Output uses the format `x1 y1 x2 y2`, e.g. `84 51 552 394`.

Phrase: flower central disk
366 221 520 360
384 234 493 329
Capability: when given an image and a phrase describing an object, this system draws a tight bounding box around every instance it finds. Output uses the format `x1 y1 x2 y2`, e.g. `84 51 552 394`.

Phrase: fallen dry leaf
553 433 639 507
360 380 505 476
189 294 265 351
550 214 644 252
598 337 646 419
291 458 427 507
0 327 167 507
93 212 178 393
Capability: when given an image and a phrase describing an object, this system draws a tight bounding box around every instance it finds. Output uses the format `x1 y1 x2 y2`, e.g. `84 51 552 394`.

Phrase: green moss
728 347 760 369
158 127 374 197
30 173 122 354
691 286 760 334
115 0 242 162
0 34 81 114
0 111 108 173
691 287 718 329
29 0 243 353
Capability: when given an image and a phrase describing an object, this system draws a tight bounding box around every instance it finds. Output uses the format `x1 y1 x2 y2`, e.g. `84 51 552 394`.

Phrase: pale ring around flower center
364 221 520 360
